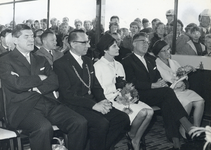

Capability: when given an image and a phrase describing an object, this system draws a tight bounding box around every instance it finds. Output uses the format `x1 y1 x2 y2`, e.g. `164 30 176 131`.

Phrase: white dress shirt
69 50 83 67
134 53 148 71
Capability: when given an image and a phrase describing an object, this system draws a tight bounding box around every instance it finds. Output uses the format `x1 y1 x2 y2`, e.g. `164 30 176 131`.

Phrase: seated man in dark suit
0 24 87 150
53 29 130 150
121 32 200 149
36 29 63 67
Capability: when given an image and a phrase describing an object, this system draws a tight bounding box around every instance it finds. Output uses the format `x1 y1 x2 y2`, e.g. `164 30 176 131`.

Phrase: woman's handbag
52 137 68 150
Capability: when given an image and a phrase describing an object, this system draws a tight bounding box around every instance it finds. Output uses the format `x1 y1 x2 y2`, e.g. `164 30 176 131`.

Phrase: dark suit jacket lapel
81 57 89 87
12 48 31 72
67 52 89 93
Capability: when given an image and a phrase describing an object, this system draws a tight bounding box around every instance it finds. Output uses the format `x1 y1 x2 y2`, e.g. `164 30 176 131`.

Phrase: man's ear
70 42 75 49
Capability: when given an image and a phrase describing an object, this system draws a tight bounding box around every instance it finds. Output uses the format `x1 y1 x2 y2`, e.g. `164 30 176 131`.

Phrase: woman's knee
193 99 205 107
147 109 154 118
137 108 148 119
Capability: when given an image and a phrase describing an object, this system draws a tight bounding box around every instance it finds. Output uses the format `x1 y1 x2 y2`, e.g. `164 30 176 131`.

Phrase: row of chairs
0 80 161 150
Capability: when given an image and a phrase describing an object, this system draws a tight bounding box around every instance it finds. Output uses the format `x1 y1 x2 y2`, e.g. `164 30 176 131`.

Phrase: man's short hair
110 16 119 22
185 23 197 33
34 20 39 24
133 32 148 41
151 18 161 24
84 20 92 25
0 28 12 37
68 29 85 44
34 29 44 38
74 19 82 26
41 19 47 23
12 24 31 38
130 21 141 29
40 29 55 44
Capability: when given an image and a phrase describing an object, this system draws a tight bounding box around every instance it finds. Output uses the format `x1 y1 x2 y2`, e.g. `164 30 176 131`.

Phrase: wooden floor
114 115 209 150
19 115 210 150
114 115 175 150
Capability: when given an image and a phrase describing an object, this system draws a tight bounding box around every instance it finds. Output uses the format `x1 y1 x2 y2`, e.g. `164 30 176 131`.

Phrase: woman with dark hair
94 34 153 150
152 40 204 141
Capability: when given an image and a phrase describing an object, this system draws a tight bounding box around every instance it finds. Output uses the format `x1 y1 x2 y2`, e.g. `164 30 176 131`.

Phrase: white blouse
94 57 125 100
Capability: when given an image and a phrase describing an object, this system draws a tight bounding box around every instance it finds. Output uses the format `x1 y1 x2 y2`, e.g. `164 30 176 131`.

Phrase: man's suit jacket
53 51 105 109
121 53 161 91
0 44 8 55
36 47 63 66
0 48 59 128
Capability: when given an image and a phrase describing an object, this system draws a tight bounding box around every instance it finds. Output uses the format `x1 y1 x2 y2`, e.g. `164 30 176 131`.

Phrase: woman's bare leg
129 108 154 150
192 100 204 126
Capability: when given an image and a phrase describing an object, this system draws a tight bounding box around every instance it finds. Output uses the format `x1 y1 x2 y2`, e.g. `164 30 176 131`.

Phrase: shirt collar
134 53 145 59
69 50 82 61
18 50 30 58
100 56 115 65
43 47 52 53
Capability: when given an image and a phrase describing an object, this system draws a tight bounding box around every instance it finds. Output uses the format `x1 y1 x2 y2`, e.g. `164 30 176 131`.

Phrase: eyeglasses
134 39 149 44
73 40 90 44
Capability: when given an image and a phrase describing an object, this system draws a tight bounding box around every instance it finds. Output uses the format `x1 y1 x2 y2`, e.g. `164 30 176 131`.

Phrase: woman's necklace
72 64 91 95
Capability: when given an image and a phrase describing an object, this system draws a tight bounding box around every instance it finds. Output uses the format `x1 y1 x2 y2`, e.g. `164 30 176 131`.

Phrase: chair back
0 80 10 127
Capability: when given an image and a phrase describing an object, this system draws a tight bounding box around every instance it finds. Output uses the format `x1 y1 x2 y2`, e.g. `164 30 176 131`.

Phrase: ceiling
0 0 38 5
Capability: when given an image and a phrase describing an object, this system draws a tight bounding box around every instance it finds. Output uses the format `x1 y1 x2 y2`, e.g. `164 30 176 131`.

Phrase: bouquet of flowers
170 65 196 90
115 77 139 114
176 65 196 78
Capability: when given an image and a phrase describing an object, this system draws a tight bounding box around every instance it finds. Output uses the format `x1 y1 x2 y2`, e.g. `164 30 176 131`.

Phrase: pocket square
153 67 157 70
40 67 45 71
90 71 94 74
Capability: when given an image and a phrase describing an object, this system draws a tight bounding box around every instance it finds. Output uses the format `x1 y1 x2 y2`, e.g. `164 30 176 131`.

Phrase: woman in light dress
94 34 153 150
152 40 204 138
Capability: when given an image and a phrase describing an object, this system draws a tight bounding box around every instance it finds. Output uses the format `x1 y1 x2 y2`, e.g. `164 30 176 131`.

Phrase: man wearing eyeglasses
121 32 200 149
53 29 130 150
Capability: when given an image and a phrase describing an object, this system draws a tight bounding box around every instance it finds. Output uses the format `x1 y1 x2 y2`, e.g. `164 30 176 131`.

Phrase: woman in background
94 34 153 150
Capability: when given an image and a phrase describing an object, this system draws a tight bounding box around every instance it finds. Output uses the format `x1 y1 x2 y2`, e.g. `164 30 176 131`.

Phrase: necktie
49 50 53 60
25 54 31 64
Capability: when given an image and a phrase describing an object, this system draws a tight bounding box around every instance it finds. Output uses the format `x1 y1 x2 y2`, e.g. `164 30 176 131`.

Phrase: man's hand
151 78 168 89
92 99 112 114
38 75 47 81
